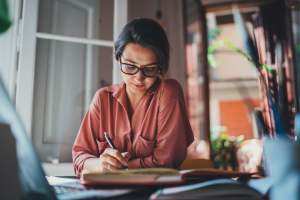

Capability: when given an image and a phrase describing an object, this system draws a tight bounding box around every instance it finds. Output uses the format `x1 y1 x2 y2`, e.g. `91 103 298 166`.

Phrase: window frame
15 0 127 138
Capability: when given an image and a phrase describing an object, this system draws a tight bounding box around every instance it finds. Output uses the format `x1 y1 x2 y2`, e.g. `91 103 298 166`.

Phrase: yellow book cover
80 167 255 186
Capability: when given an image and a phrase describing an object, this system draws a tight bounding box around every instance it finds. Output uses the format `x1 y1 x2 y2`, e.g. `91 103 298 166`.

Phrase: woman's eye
144 67 157 73
125 64 136 70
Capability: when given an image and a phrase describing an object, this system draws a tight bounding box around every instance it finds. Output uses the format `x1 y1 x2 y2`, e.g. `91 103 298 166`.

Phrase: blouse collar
109 78 161 107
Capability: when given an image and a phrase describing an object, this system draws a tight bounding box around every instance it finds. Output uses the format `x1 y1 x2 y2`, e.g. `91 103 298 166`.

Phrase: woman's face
120 43 159 97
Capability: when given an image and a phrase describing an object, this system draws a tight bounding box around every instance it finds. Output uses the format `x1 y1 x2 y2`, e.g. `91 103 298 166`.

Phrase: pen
104 132 116 149
104 132 128 169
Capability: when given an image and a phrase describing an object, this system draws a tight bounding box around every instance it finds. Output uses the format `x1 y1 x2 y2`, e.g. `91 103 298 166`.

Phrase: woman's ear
113 47 119 61
159 68 167 79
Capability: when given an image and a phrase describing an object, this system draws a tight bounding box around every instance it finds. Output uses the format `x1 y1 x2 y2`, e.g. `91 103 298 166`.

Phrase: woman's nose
135 69 145 80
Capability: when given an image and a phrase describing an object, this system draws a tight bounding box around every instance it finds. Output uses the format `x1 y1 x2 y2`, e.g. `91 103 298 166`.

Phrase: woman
72 18 194 177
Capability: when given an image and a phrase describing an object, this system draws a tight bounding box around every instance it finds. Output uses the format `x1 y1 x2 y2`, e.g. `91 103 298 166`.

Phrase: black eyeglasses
120 61 160 77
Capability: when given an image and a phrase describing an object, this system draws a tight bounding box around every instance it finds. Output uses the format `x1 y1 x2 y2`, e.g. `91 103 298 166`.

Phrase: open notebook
81 167 256 186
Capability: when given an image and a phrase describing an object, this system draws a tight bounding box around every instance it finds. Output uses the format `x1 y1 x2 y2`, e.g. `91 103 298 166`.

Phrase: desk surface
54 176 271 200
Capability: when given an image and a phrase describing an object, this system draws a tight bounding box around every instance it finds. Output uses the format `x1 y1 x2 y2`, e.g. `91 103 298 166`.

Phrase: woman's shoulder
161 78 181 88
92 83 123 103
95 83 122 96
158 78 183 99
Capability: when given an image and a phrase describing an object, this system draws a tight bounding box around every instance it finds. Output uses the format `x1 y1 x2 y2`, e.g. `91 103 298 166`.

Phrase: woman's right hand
98 148 128 171
84 148 128 172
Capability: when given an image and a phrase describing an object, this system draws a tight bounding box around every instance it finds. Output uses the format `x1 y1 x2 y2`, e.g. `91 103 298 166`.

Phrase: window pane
206 12 260 140
33 38 113 162
38 0 114 41
292 8 300 110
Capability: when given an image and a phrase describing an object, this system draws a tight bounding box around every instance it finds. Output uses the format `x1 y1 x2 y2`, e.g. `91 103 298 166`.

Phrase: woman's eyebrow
143 62 158 67
122 57 157 67
122 57 137 64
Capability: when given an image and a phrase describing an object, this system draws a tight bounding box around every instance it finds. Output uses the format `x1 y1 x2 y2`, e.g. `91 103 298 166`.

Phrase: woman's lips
132 83 145 89
135 84 144 88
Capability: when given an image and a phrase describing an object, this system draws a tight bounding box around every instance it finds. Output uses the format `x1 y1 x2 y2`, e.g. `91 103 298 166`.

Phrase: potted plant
211 126 244 170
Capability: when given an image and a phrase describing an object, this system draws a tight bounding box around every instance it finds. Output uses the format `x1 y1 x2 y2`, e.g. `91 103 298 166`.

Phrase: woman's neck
125 78 160 114
126 91 144 113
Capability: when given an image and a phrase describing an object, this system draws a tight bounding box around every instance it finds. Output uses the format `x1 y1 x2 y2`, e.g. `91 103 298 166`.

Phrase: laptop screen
0 79 56 199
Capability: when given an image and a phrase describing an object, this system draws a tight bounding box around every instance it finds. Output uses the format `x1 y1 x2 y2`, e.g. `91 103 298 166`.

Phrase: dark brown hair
114 18 170 75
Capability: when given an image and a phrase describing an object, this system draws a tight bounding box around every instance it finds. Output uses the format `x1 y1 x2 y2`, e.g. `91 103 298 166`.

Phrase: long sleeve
72 91 103 176
128 80 194 168
73 80 194 174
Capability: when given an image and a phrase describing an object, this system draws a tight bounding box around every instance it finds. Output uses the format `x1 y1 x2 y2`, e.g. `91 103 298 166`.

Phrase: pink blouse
72 79 194 176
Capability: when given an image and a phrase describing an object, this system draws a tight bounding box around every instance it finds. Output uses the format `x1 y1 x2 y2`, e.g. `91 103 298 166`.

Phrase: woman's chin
129 84 147 94
134 84 146 90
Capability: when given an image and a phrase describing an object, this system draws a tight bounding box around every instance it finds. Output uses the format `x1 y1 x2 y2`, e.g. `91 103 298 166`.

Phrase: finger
121 152 131 161
103 148 128 167
103 154 124 169
99 152 122 170
105 148 128 167
102 161 118 171
103 147 113 154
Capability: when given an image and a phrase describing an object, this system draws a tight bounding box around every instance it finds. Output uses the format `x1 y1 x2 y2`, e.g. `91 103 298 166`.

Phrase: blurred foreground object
0 123 20 199
0 0 11 33
236 139 263 173
263 113 300 200
264 138 298 200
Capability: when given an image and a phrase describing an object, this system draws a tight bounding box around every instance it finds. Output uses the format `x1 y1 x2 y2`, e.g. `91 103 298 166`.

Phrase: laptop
0 78 131 199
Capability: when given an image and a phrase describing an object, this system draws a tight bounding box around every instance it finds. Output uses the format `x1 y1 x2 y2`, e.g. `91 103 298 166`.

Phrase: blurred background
0 0 299 174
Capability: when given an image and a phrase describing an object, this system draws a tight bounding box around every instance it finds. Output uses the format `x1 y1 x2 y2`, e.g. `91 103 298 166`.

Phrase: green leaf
0 0 11 34
211 131 244 170
232 6 260 70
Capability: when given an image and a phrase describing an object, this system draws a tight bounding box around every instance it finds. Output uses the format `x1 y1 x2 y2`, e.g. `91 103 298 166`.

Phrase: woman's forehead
122 43 157 64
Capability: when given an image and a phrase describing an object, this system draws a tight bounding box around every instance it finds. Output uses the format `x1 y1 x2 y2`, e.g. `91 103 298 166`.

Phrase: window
33 0 114 162
206 11 260 140
1 0 128 162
